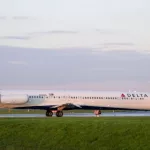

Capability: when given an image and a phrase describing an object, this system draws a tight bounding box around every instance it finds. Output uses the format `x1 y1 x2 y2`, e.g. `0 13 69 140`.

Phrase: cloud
12 16 33 20
48 30 78 34
29 30 78 36
96 42 135 51
0 45 149 90
95 29 115 34
102 43 134 46
0 36 30 40
0 16 36 21
8 61 28 65
0 30 79 41
95 29 130 37
0 16 7 20
91 67 126 71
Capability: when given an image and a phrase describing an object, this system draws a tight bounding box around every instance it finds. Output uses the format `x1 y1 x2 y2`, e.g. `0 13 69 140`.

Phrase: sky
0 0 150 91
0 0 150 50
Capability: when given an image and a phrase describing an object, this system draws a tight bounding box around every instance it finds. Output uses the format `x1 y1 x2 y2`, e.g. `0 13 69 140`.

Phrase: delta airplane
0 89 150 117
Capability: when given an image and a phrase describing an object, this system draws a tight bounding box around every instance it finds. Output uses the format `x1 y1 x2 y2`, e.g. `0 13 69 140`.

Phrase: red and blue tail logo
121 94 126 97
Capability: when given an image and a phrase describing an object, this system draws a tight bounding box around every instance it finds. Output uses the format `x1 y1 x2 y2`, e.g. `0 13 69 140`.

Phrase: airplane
0 89 150 117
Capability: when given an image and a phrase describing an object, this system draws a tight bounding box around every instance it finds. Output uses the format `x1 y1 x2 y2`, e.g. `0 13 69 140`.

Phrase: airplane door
66 95 76 103
67 95 72 103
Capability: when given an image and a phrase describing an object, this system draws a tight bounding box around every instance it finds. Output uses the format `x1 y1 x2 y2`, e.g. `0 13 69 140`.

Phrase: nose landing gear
94 110 101 117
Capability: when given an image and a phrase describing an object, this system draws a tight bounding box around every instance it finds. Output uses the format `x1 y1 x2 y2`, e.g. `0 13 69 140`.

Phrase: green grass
0 117 150 150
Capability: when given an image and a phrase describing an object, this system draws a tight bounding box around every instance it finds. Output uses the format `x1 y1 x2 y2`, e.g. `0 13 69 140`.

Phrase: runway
1 111 150 117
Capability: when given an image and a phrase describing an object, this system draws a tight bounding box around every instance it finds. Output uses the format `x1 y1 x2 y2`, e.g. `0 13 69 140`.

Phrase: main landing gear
56 110 63 117
46 110 53 117
94 110 101 117
46 109 63 117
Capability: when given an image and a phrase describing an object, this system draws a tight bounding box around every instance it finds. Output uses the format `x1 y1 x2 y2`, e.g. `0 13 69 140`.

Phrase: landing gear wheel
56 111 63 117
94 110 101 117
46 110 53 117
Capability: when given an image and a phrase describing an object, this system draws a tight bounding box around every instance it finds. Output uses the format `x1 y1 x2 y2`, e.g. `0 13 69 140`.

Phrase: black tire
56 111 63 117
46 110 53 117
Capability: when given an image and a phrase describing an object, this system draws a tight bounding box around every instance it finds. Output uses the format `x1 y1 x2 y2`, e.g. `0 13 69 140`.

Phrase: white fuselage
0 89 150 110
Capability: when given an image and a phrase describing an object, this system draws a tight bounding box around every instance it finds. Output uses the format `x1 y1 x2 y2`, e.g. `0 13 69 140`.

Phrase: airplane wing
51 103 82 110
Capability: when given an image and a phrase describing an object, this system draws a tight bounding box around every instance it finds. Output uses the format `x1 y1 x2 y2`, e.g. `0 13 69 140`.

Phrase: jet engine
0 94 29 104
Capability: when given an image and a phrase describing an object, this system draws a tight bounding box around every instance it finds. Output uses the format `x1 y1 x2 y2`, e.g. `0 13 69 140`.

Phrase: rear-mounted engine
0 94 29 104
